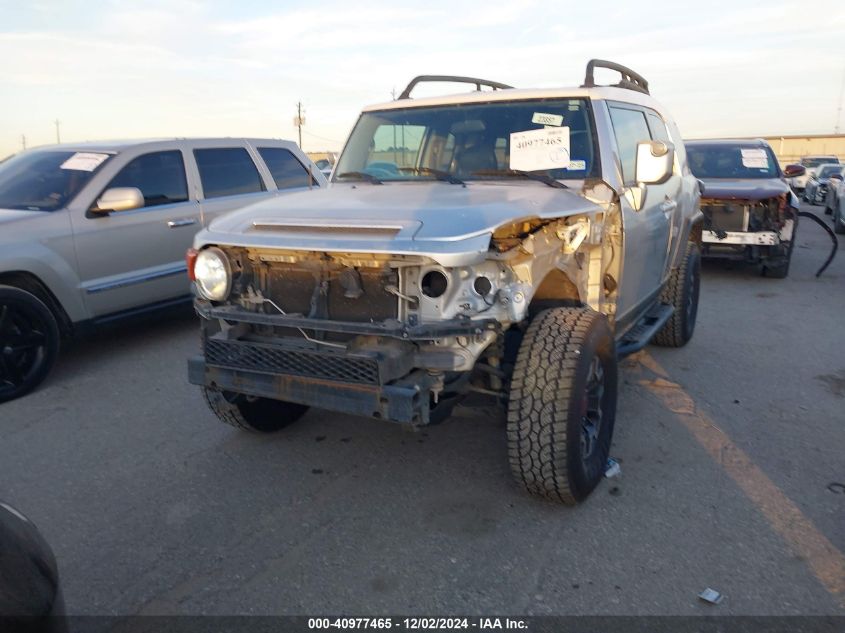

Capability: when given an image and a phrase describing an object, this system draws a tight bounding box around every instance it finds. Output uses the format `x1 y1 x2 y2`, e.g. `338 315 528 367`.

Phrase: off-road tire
653 241 701 347
507 307 618 505
203 387 309 432
0 285 60 403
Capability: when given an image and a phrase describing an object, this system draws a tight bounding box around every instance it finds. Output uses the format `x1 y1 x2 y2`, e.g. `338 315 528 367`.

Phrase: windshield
817 165 841 178
686 144 779 179
0 150 112 211
801 157 839 168
334 98 598 183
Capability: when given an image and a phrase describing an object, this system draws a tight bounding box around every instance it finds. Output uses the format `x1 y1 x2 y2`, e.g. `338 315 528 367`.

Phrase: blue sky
1 0 844 157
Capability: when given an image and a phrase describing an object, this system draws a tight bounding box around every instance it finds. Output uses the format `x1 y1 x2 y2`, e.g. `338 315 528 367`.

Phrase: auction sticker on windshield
741 149 768 169
60 152 110 172
510 127 570 171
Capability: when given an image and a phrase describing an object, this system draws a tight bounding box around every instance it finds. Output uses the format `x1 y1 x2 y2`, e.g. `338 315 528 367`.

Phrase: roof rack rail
581 59 650 95
398 75 514 100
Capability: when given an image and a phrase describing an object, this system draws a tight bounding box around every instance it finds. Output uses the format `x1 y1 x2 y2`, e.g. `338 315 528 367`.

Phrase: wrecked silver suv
187 61 703 504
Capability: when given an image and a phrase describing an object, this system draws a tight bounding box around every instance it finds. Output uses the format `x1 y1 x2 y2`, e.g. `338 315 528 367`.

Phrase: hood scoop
250 218 420 240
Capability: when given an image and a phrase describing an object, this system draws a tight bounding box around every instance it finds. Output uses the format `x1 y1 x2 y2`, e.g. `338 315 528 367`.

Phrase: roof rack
398 75 514 100
581 59 649 95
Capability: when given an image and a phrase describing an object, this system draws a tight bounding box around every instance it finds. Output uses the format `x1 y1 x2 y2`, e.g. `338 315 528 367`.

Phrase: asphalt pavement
1 203 843 616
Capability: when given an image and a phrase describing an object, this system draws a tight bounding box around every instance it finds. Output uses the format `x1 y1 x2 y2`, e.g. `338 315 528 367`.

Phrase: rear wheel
203 387 309 432
0 285 60 403
507 307 617 505
653 241 701 347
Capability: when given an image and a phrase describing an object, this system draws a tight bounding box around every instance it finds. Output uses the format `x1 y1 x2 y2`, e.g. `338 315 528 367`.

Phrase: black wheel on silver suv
203 387 309 432
0 285 60 404
653 241 701 346
507 307 617 505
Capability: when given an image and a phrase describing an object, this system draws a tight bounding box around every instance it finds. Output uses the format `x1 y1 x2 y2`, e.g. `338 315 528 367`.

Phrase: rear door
608 103 674 323
71 146 201 317
189 143 274 227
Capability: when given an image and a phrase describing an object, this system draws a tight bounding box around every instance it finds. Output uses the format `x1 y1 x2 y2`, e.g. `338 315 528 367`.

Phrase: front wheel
653 241 701 347
507 307 618 505
0 285 60 403
202 387 309 432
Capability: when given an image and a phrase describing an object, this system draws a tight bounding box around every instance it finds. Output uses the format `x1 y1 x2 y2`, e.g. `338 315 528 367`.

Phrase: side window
645 111 671 143
608 106 651 184
257 147 317 189
194 148 265 199
106 150 188 207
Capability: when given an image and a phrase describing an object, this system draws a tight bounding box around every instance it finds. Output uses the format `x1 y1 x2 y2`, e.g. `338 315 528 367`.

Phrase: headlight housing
194 247 231 301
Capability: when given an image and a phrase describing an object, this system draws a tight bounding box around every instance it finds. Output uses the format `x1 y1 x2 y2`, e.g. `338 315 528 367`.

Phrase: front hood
699 178 790 201
200 182 602 266
0 208 43 225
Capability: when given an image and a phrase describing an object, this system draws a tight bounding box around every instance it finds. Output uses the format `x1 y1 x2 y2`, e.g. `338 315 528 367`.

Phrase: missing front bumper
188 356 437 426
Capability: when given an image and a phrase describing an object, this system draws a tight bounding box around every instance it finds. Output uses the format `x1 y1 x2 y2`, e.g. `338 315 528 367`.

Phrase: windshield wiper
398 167 465 185
471 169 568 189
336 171 383 184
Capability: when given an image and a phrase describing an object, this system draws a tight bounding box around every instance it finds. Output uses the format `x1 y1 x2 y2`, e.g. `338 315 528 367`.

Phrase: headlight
194 247 231 301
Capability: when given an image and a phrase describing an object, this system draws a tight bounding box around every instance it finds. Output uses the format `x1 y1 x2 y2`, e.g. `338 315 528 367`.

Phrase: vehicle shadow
47 305 198 388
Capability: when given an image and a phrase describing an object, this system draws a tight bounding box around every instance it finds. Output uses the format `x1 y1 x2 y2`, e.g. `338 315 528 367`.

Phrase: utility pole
835 68 845 134
391 87 397 100
21 134 26 150
54 119 61 144
294 102 305 148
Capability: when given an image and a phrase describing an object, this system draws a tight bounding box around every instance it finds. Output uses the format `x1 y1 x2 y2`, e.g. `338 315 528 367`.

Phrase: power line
302 129 342 144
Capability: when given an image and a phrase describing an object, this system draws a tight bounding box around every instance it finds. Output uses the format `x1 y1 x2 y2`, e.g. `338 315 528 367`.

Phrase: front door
608 104 674 324
71 149 200 318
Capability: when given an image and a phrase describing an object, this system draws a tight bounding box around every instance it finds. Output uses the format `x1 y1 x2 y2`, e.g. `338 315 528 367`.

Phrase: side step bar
615 304 674 359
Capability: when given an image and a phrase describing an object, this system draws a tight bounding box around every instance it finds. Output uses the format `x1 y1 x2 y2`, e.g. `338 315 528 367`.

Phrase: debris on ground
698 588 724 605
605 458 621 478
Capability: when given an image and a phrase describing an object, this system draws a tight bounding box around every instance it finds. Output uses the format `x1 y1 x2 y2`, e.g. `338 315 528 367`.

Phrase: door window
257 147 317 189
105 150 188 207
608 106 652 184
194 148 266 199
645 111 671 143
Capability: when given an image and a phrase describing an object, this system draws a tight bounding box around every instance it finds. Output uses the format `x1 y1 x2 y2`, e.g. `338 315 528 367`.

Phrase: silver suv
0 138 325 402
187 61 703 504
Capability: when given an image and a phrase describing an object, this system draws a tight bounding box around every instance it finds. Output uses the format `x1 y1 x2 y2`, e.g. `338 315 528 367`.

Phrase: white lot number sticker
531 112 564 127
509 127 570 171
741 149 768 169
60 152 110 172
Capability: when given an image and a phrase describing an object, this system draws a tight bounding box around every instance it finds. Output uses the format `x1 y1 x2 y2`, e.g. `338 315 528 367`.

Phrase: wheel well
0 271 72 336
527 268 581 317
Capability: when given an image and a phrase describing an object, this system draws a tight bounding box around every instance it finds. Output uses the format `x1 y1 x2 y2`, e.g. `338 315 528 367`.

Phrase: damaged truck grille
262 263 398 323
205 338 380 384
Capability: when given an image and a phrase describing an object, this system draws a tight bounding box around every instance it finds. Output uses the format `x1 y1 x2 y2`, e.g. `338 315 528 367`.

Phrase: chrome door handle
167 219 197 228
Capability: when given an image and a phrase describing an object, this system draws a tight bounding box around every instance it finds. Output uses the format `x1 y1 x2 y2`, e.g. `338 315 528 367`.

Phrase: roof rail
398 75 514 100
581 59 649 95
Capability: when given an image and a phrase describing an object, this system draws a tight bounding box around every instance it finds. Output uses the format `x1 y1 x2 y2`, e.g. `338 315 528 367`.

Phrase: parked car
0 500 66 632
804 163 844 206
187 61 703 505
685 139 804 278
789 155 839 192
832 183 845 234
0 138 325 403
823 169 845 215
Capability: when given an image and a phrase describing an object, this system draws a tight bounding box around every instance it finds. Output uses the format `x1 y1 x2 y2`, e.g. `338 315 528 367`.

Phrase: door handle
167 219 197 228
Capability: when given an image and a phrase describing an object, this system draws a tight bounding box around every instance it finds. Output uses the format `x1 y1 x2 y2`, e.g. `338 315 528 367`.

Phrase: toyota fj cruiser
187 61 703 504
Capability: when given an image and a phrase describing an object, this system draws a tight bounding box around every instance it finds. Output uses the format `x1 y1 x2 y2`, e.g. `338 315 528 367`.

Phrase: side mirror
782 164 806 178
635 140 674 185
92 187 144 213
